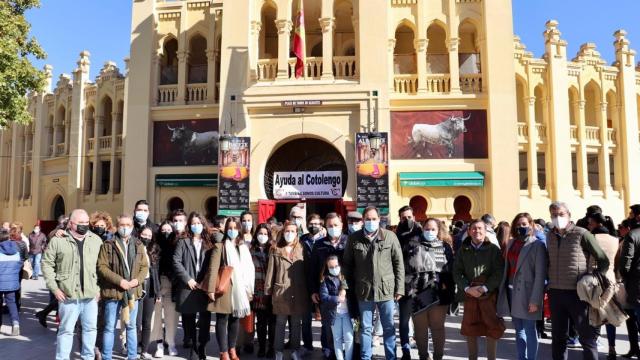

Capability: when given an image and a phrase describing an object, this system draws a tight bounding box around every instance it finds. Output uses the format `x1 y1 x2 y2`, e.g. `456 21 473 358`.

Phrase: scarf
115 236 137 324
225 240 255 318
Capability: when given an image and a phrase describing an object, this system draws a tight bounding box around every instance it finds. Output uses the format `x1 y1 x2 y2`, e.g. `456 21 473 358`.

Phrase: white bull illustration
408 115 471 158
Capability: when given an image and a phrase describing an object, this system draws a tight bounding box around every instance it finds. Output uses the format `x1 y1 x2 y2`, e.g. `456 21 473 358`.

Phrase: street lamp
219 133 232 152
368 132 382 153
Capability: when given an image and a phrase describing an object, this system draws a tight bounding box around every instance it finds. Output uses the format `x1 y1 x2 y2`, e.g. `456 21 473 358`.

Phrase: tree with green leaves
0 0 47 126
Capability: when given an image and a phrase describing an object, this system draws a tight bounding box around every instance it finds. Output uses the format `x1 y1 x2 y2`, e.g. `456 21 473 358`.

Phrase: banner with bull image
153 119 219 166
218 137 250 216
391 110 488 159
355 132 389 215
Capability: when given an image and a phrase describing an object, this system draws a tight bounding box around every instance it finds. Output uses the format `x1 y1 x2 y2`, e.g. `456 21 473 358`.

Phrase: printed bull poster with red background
355 132 389 215
218 137 250 216
391 110 488 159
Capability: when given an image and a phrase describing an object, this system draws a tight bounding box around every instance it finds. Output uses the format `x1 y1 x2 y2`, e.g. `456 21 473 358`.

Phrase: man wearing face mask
309 213 354 359
97 214 149 360
546 201 609 360
299 213 324 354
132 200 158 238
395 206 422 360
28 224 47 280
171 209 188 236
347 212 363 235
343 206 405 360
42 209 104 360
290 206 307 236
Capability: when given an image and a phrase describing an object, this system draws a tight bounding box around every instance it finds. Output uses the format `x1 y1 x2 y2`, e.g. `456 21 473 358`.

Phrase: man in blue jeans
28 225 47 280
42 209 104 360
343 206 405 360
97 214 148 360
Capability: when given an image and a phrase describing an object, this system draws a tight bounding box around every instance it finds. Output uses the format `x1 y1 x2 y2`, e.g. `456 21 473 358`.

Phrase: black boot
188 347 199 360
35 311 47 328
197 344 207 360
621 349 639 358
257 343 266 358
401 349 411 360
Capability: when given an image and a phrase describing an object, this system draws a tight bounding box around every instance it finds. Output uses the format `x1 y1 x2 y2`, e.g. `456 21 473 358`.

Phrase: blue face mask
364 220 379 233
190 224 203 235
118 226 132 238
329 266 341 277
423 230 438 241
348 223 362 234
327 226 342 238
517 226 529 237
227 229 239 240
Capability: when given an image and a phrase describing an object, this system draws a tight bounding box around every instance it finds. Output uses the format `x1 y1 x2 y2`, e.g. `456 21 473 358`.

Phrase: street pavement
0 277 633 359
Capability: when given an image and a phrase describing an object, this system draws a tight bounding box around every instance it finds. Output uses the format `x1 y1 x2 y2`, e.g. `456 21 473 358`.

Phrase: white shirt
193 238 202 272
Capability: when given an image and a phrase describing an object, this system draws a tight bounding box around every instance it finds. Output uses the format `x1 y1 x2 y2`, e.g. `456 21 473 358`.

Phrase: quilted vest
548 224 589 290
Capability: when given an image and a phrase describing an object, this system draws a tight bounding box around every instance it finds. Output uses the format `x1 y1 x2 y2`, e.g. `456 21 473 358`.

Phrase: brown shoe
220 352 231 360
229 348 240 360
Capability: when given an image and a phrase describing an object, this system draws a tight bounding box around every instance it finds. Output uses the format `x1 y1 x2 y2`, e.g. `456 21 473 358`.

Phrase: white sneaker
372 336 381 347
154 344 164 358
275 351 284 360
168 346 178 356
141 352 153 360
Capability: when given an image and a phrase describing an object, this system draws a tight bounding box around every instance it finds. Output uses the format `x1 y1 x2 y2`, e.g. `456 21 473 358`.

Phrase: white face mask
242 221 252 232
33 228 40 234
284 232 296 244
257 234 270 244
552 216 570 230
174 221 185 232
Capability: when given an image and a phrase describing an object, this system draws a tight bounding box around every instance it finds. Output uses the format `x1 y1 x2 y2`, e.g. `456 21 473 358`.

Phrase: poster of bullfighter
391 110 488 159
153 119 219 166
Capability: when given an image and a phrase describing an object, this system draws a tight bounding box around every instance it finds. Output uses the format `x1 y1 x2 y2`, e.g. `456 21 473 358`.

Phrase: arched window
85 106 95 139
259 1 278 59
534 85 546 124
584 81 600 127
52 195 66 220
426 23 448 74
102 97 113 137
453 195 472 222
56 106 66 145
205 196 218 222
334 0 355 56
394 23 416 74
168 197 185 213
568 87 579 126
409 195 428 222
188 34 208 84
459 20 480 74
160 38 178 85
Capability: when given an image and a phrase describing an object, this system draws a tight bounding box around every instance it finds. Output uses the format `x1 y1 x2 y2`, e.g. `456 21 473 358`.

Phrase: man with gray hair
546 201 609 360
42 209 103 360
481 213 500 248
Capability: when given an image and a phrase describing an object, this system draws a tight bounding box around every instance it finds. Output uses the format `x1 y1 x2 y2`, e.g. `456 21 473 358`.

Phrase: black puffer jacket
402 235 455 305
620 225 640 304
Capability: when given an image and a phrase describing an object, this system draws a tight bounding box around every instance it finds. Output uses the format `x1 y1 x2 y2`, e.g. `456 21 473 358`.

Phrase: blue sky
27 0 640 80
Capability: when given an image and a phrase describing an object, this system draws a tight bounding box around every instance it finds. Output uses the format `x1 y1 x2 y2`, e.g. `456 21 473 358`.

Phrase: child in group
319 255 354 360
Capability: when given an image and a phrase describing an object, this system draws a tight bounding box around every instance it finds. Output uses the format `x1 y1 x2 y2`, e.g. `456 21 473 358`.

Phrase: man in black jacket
132 200 158 237
620 205 640 327
395 205 422 360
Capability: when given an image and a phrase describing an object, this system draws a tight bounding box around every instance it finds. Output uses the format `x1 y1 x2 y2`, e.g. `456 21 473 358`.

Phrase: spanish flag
293 0 306 78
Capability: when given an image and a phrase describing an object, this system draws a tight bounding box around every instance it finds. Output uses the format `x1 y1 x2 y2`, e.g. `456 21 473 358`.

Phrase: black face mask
161 232 172 240
92 226 106 236
308 225 321 235
141 237 152 245
405 219 415 229
75 224 89 236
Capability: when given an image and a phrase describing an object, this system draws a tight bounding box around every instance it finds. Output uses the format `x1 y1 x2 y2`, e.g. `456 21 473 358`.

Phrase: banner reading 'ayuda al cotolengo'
273 171 343 199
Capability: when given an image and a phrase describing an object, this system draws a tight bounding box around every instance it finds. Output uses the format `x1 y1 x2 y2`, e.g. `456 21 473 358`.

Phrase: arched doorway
52 195 66 220
453 195 472 221
262 138 348 221
167 197 184 214
409 195 428 222
205 196 217 222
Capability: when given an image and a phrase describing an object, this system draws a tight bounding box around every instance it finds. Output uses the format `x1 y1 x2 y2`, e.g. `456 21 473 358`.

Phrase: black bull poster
218 137 250 216
355 132 389 215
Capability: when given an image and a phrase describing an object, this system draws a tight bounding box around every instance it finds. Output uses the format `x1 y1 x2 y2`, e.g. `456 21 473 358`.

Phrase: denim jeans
397 297 416 353
102 299 139 360
359 300 396 360
56 298 98 360
0 291 19 325
513 317 538 360
331 313 354 360
30 253 42 276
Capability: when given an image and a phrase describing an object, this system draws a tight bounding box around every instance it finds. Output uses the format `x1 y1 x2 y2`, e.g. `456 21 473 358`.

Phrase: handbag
239 311 254 333
214 244 234 296
21 259 33 280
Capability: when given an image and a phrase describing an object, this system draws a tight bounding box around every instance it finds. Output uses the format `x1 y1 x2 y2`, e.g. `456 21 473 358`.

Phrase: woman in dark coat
173 212 214 360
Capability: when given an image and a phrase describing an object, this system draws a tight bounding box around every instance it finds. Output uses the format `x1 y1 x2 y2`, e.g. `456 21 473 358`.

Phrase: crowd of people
2 199 640 360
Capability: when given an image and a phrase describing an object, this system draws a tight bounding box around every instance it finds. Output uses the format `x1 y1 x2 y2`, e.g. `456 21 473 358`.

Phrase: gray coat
497 236 547 320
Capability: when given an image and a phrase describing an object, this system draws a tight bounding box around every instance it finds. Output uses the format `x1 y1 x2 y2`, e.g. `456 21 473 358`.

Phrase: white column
275 20 293 80
388 39 396 92
415 38 428 93
319 17 335 81
576 100 589 195
525 96 539 194
249 21 262 81
599 102 613 196
351 16 359 77
176 49 188 105
448 38 461 94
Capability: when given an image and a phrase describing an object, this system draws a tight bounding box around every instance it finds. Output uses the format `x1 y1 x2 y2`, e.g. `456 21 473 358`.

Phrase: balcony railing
517 122 528 143
55 143 65 156
394 74 419 94
333 56 356 79
48 145 54 157
607 128 617 145
116 134 123 150
391 0 417 4
570 125 578 144
585 126 601 145
257 59 278 81
304 57 323 79
186 83 207 104
535 124 547 143
88 138 95 153
158 84 178 105
460 74 482 93
98 136 112 152
425 74 450 93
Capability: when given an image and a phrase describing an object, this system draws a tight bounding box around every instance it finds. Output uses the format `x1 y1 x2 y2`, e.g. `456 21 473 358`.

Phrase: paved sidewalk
0 278 633 359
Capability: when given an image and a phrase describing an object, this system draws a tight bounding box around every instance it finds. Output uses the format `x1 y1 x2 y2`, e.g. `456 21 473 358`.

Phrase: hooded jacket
0 241 23 291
